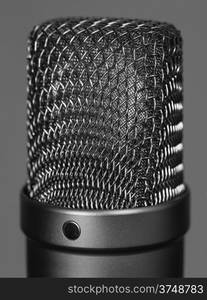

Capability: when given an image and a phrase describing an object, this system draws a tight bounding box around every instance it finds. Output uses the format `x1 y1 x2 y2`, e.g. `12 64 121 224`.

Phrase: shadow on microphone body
26 238 184 277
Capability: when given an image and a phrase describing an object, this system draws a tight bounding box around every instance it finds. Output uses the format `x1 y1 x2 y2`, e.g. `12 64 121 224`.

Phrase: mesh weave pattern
26 17 185 209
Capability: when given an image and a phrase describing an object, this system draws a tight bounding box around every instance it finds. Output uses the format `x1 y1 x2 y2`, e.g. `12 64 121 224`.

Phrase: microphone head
26 17 185 209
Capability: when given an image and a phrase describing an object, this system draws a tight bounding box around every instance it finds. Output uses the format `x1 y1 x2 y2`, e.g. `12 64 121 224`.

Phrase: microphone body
26 239 184 277
22 189 189 277
21 17 190 277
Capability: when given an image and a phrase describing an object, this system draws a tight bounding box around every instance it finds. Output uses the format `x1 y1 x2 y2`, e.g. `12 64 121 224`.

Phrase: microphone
21 17 190 277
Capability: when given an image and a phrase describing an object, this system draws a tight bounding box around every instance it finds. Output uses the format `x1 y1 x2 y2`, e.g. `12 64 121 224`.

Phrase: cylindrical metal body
26 238 184 277
21 187 189 277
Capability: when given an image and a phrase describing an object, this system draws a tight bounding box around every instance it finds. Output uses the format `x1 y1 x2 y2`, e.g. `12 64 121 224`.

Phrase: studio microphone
21 17 190 277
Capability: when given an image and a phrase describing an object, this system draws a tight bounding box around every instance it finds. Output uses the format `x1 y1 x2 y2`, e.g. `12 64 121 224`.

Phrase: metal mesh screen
26 17 185 209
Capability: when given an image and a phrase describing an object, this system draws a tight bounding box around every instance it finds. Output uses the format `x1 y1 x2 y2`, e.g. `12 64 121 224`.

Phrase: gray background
0 0 206 277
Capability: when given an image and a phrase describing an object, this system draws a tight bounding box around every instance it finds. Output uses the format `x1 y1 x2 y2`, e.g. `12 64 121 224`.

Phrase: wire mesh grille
26 17 185 209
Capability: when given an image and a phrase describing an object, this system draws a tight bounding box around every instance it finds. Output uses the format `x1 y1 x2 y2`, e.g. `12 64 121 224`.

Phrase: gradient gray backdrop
0 0 206 277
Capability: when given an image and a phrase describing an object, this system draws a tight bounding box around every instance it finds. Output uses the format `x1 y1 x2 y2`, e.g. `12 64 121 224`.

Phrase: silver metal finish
21 187 189 249
26 238 184 277
26 17 185 209
21 17 190 278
